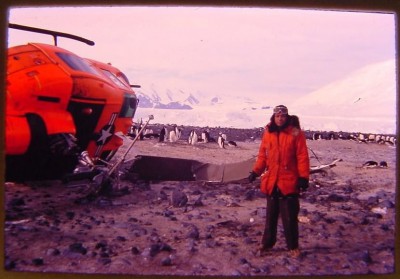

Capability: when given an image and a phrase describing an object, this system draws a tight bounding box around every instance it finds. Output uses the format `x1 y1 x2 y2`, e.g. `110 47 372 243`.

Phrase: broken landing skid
64 115 154 203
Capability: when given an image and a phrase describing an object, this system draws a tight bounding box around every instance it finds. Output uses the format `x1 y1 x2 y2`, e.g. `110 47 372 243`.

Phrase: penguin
128 125 136 137
221 133 227 141
169 129 178 143
201 130 210 143
376 135 385 144
143 132 159 139
358 133 368 143
159 126 167 142
228 140 237 147
144 128 154 135
188 130 194 144
338 132 350 140
386 136 396 147
188 130 198 145
349 134 357 141
379 161 388 168
362 161 378 168
139 123 145 140
312 132 322 140
218 133 225 149
175 126 182 140
327 133 336 140
367 134 376 142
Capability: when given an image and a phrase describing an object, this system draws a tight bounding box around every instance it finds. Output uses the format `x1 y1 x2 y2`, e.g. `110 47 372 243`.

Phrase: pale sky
7 6 396 104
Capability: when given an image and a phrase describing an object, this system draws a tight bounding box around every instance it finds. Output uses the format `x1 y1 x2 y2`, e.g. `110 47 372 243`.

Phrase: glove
297 177 309 191
248 171 258 183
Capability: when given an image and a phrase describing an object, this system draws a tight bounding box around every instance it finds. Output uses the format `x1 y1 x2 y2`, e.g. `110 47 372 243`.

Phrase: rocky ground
3 131 397 277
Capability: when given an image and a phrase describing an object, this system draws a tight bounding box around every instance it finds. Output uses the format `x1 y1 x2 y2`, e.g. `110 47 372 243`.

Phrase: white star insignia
97 126 113 145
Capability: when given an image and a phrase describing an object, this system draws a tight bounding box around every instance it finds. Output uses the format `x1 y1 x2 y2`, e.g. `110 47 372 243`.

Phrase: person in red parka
248 105 310 258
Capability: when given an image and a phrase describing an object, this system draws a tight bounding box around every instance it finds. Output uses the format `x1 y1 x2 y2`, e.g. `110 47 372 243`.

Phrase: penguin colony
306 131 396 147
128 124 396 149
128 124 237 148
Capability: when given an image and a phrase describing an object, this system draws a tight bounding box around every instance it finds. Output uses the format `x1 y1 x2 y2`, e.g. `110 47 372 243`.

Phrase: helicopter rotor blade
8 23 95 46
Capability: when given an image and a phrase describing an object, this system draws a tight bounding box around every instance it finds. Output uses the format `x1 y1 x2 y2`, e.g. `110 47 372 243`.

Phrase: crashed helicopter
5 23 151 185
5 24 341 198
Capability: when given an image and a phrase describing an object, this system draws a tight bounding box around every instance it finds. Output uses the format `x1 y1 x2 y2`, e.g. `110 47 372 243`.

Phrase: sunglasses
273 106 288 114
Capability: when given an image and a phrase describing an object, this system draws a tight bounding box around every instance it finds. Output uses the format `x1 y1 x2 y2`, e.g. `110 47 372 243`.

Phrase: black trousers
261 187 300 250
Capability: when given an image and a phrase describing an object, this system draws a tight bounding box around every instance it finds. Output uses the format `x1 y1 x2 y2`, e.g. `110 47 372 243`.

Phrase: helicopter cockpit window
119 93 138 118
56 52 101 76
101 69 130 89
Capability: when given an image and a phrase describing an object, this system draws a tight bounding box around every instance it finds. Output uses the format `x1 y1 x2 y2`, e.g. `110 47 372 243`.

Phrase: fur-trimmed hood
267 114 301 133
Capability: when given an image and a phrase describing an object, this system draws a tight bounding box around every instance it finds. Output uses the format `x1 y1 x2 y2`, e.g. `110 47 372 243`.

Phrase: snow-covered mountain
133 59 396 134
135 85 265 110
135 87 197 109
290 59 396 134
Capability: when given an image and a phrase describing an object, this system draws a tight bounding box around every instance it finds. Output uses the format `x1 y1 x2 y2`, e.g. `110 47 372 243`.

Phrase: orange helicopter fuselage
6 42 138 179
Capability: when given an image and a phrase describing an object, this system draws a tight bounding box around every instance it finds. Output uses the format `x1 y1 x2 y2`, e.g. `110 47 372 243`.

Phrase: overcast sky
7 6 396 104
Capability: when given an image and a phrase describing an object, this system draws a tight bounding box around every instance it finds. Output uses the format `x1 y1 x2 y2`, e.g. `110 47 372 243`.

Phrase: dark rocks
141 242 174 258
342 185 354 194
231 270 243 276
66 211 75 220
158 190 168 201
98 258 112 265
348 250 373 264
5 257 16 270
376 190 389 199
244 237 257 244
379 199 394 208
335 216 354 224
161 256 172 266
116 236 127 242
257 208 267 218
367 196 380 206
32 258 44 266
187 239 197 253
326 193 348 202
149 244 162 257
380 224 390 231
131 246 140 255
163 209 175 218
171 189 188 207
46 248 60 256
204 239 218 248
3 138 396 276
95 240 108 250
304 195 317 203
9 198 25 207
340 204 352 211
323 217 336 224
187 225 200 240
191 189 203 195
159 243 173 252
69 242 87 255
244 189 256 200
129 224 148 237
309 212 325 223
194 196 204 206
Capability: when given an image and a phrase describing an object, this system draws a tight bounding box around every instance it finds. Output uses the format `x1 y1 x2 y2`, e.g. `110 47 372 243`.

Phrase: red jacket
252 124 310 195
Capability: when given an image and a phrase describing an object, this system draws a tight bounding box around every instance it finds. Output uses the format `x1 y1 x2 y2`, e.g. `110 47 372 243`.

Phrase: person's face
274 113 288 127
